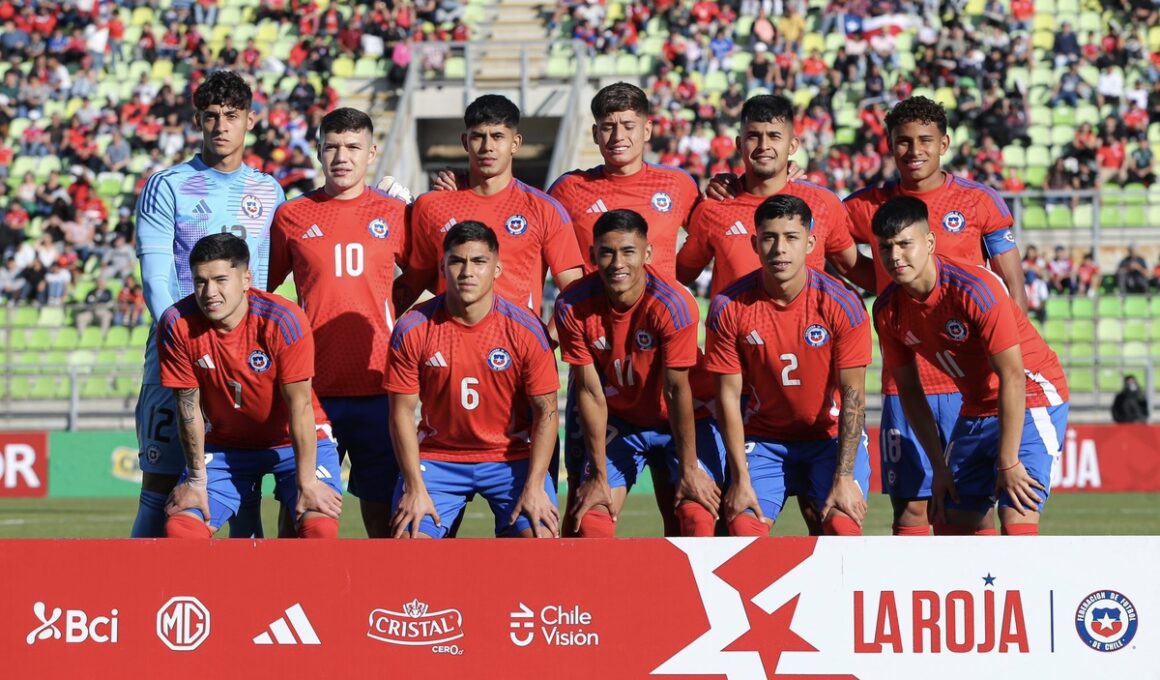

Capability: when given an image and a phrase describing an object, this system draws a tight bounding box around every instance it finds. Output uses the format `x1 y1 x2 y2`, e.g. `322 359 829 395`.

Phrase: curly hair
884 96 947 136
193 70 252 112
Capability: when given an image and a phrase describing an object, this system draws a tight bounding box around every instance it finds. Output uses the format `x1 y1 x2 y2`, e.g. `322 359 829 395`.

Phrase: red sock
578 510 616 538
675 503 716 537
728 514 769 537
166 513 213 539
973 527 999 536
893 524 931 536
298 517 339 538
1001 523 1039 536
823 514 862 536
933 523 972 535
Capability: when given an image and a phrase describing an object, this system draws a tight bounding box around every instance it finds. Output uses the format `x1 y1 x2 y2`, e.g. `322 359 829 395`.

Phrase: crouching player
705 195 871 536
557 209 725 537
386 222 560 538
160 234 343 538
871 196 1068 534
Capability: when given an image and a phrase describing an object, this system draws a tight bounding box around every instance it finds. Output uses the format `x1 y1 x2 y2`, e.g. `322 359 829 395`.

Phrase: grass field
0 492 1157 538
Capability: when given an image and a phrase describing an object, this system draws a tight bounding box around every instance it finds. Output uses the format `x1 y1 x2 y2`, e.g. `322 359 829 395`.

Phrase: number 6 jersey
384 295 560 462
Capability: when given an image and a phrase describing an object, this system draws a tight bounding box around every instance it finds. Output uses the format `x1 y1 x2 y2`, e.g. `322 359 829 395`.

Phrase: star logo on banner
983 573 996 586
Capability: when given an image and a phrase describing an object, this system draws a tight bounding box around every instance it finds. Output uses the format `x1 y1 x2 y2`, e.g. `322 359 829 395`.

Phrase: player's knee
578 509 616 538
1001 523 1038 536
166 513 213 539
298 516 339 539
823 514 862 536
728 513 769 537
675 502 716 537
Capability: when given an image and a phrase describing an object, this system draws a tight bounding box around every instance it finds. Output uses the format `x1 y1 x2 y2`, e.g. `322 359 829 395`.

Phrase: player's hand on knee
675 467 721 519
996 461 1044 516
298 479 343 520
511 486 560 538
569 477 614 534
166 476 210 524
723 480 768 525
391 488 440 538
929 466 958 525
431 167 463 192
820 475 867 526
705 172 741 201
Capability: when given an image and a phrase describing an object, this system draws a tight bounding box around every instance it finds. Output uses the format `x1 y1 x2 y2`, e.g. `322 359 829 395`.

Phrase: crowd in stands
555 0 1160 197
0 0 469 322
1020 242 1160 320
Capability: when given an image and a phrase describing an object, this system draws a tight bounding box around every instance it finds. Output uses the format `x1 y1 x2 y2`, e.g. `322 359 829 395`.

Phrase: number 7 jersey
384 295 560 462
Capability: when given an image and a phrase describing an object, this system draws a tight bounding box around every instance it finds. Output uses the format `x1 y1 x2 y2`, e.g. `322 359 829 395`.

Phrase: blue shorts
179 439 343 531
136 383 185 476
321 395 398 503
944 403 1069 515
745 434 872 522
879 393 962 499
393 458 557 538
580 416 728 489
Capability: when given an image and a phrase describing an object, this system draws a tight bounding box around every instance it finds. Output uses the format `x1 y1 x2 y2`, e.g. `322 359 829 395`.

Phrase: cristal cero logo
367 599 464 654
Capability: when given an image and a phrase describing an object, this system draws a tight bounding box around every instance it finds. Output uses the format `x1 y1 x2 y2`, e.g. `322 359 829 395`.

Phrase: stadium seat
1098 368 1122 393
52 328 80 351
1072 203 1094 229
1048 208 1072 229
616 54 642 76
1124 341 1148 359
1045 297 1071 319
1097 342 1121 358
1099 205 1122 228
1004 145 1026 168
103 326 130 349
24 329 52 351
1024 166 1047 187
1124 319 1149 341
1125 205 1147 227
1072 297 1095 319
7 376 32 400
77 327 104 349
13 306 38 327
1097 297 1124 318
1070 319 1095 343
589 55 615 76
546 56 574 78
115 376 140 398
80 376 114 400
1043 319 1068 344
129 326 150 348
332 57 355 79
1151 340 1160 358
444 57 468 79
1021 205 1048 229
1068 365 1095 393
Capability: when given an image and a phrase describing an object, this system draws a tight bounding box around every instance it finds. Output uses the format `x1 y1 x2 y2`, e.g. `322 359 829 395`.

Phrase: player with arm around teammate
161 234 343 539
705 195 871 536
557 209 726 537
386 221 560 538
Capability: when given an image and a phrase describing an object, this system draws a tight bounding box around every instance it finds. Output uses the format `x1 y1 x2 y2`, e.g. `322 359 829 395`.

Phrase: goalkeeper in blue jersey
130 71 286 537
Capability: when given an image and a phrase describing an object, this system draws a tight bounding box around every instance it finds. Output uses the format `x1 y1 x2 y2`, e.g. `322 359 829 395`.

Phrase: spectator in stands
1076 252 1100 296
1112 375 1149 423
0 256 24 303
1022 244 1046 278
19 257 46 304
1097 64 1125 110
1117 244 1150 294
1053 21 1082 69
43 261 70 305
113 274 144 327
1047 246 1076 295
1049 62 1088 108
101 234 135 282
1127 139 1156 186
1097 135 1127 186
1025 269 1049 324
747 43 774 91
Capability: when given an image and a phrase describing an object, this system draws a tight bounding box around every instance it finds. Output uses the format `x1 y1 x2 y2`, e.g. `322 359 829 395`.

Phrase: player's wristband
185 470 208 488
995 461 1020 472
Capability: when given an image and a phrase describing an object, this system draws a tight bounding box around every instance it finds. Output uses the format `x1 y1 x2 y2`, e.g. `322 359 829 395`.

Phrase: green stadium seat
95 350 120 366
1124 341 1148 358
1052 106 1075 127
1050 126 1075 147
1100 204 1123 227
114 376 140 398
43 351 67 365
52 328 79 351
1048 208 1072 228
1070 319 1095 343
80 376 113 399
1072 203 1094 229
1097 342 1121 357
1151 340 1160 358
1124 319 1148 341
1151 318 1160 339
1126 205 1148 227
616 53 642 76
77 327 104 349
1043 319 1068 344
25 329 52 351
37 306 65 327
589 55 615 76
1045 297 1071 320
1075 104 1100 126
1004 145 1026 168
13 306 38 327
103 326 130 349
444 57 467 79
1098 368 1122 393
1071 297 1094 319
1097 297 1124 318
129 325 150 348
1022 205 1048 229
1024 166 1047 187
68 350 95 369
1123 183 1148 205
546 56 574 78
29 377 58 400
1068 365 1094 392
8 376 31 399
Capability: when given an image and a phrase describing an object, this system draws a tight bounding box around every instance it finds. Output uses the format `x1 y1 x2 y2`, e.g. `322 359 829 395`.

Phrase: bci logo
26 602 119 645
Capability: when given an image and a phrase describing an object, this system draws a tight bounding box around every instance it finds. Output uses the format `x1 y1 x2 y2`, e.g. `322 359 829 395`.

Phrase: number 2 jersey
158 289 330 450
267 187 410 397
704 267 871 441
873 256 1068 417
384 294 560 462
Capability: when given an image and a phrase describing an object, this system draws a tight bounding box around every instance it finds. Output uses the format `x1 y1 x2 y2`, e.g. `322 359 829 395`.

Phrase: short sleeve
274 305 315 384
266 206 293 291
971 281 1021 358
539 197 584 277
873 304 914 371
677 172 702 226
659 292 699 369
555 299 594 367
703 295 742 374
158 309 197 390
843 191 875 245
135 173 177 257
403 195 440 279
823 194 856 255
384 316 423 394
521 328 561 397
832 305 872 370
676 203 714 272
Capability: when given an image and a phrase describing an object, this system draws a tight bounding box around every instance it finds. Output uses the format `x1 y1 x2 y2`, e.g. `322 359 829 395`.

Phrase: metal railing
545 42 590 185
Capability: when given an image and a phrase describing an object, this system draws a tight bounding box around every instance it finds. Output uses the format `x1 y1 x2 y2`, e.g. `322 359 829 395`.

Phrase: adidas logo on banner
301 224 324 239
252 604 320 646
592 336 610 350
425 352 449 368
725 221 748 237
904 331 921 346
585 199 609 214
196 354 216 369
745 330 765 345
440 218 458 233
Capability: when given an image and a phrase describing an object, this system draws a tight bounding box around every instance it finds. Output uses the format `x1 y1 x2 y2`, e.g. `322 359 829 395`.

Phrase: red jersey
408 179 583 313
548 163 700 280
267 187 409 397
384 295 560 462
873 257 1068 417
555 268 701 429
158 290 330 450
845 173 1018 396
677 180 856 298
705 268 871 440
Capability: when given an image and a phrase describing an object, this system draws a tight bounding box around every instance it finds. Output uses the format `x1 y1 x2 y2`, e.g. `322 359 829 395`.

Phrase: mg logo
156 596 211 651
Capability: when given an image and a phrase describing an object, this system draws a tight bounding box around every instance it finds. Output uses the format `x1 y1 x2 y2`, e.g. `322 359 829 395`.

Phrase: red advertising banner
865 424 1160 493
1 539 1155 679
0 432 48 498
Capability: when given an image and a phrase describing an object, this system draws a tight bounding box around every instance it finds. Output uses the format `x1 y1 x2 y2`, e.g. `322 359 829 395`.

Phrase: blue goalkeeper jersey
135 154 285 384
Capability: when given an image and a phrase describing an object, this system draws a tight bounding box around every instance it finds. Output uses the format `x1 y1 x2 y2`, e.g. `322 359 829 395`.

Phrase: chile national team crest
945 319 969 342
241 194 264 220
941 210 967 233
505 214 529 236
635 329 656 350
804 324 830 347
487 347 513 372
1075 590 1139 652
650 191 673 213
248 350 272 373
368 218 389 239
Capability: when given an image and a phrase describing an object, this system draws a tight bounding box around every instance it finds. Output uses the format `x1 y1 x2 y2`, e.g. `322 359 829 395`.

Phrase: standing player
844 97 1028 535
160 234 343 539
676 94 873 298
557 210 725 537
397 94 584 315
870 197 1068 535
705 195 871 536
386 222 560 538
131 71 285 538
268 107 409 538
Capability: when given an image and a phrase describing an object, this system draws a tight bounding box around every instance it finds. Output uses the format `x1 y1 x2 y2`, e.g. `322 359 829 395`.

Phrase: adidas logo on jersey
425 352 449 368
904 331 921 346
592 336 610 350
725 221 748 237
585 199 609 214
191 199 212 216
252 604 320 646
745 330 765 345
440 218 458 233
301 224 324 239
196 354 216 370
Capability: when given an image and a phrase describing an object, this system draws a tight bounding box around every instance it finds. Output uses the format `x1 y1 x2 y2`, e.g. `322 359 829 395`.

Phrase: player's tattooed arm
821 367 869 526
836 383 865 477
167 387 212 522
515 392 561 537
